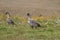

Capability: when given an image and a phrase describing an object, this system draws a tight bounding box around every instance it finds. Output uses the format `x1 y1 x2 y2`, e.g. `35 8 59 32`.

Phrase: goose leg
31 26 34 29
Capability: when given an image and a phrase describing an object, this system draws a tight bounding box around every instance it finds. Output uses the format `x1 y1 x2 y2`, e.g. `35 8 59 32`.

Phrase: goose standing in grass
5 12 15 25
27 13 41 29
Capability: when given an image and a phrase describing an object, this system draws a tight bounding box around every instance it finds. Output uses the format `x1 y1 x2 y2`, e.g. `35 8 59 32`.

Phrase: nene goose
5 12 15 25
27 13 41 29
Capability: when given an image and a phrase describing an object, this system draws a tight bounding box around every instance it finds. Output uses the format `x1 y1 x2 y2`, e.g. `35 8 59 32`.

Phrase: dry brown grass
0 0 60 17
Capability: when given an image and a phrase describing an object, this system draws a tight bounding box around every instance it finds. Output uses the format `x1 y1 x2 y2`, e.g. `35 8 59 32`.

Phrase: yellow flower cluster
32 16 52 20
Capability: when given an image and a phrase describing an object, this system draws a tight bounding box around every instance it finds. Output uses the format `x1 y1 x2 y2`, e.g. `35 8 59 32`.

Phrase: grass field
0 14 60 40
0 0 60 40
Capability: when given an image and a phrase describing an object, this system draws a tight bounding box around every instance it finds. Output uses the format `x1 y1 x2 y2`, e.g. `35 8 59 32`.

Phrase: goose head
5 12 10 18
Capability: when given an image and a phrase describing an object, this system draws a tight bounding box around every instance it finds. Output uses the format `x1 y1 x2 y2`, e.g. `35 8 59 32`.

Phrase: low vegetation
0 14 60 40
